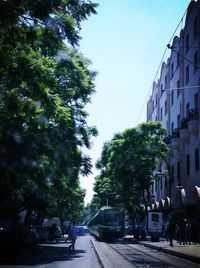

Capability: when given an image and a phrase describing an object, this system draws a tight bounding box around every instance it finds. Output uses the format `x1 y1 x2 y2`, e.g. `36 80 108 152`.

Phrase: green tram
88 206 124 241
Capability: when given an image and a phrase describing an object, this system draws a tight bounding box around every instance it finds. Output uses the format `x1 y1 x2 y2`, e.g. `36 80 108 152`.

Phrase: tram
88 206 124 241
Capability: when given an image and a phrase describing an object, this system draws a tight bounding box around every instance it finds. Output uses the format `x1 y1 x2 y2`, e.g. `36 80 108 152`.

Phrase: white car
31 225 49 243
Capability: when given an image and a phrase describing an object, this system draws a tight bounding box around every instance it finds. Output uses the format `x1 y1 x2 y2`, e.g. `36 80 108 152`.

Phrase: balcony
163 136 173 155
179 117 190 143
180 117 189 130
180 128 190 143
171 128 180 151
188 108 199 136
172 139 180 151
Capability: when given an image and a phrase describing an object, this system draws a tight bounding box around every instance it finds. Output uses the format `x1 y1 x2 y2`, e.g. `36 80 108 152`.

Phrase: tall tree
0 0 98 220
93 122 169 222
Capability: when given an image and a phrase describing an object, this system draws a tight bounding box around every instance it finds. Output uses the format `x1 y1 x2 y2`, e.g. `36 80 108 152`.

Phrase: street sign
147 211 163 233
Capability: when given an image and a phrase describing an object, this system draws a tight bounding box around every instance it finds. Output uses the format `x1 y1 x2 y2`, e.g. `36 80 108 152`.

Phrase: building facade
147 0 200 215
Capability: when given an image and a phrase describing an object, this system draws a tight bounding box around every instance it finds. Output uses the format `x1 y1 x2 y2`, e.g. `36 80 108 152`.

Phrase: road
2 235 199 268
1 235 101 268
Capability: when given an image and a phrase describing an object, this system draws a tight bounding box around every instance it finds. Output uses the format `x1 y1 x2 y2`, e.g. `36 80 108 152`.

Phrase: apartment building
147 0 200 214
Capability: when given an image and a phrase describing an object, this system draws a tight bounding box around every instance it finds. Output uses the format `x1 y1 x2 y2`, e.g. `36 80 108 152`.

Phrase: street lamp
156 162 172 211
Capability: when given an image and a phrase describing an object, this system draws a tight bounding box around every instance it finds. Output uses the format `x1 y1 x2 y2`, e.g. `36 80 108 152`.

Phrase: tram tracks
91 236 200 268
106 242 199 268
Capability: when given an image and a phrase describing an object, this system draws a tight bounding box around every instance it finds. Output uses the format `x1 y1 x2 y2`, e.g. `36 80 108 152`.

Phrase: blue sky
78 0 191 204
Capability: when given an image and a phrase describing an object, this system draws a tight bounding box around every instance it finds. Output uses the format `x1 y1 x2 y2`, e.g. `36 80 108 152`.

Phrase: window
167 121 169 132
186 33 189 52
177 80 180 97
161 84 163 95
165 75 167 90
194 17 197 40
194 51 198 73
171 122 174 135
186 154 190 175
171 165 174 183
177 114 180 128
156 94 158 105
195 148 199 171
165 100 167 115
186 103 190 118
171 90 174 106
177 161 180 182
177 51 180 69
194 93 198 109
161 108 163 121
171 62 174 79
151 182 154 193
186 65 189 84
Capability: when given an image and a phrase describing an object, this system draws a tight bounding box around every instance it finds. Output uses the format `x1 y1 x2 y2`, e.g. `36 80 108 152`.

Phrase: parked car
43 217 62 241
0 219 21 262
77 225 89 236
48 224 62 242
54 225 62 238
30 225 49 243
43 217 61 229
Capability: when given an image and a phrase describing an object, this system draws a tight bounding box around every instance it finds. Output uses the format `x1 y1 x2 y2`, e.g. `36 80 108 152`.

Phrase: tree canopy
0 0 98 222
92 122 169 221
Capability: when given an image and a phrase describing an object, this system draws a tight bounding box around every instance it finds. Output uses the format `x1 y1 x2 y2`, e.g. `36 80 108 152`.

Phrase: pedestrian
65 222 71 242
191 220 199 244
165 222 170 242
68 221 79 251
168 220 176 247
175 223 180 243
185 219 191 245
48 223 57 243
178 221 186 245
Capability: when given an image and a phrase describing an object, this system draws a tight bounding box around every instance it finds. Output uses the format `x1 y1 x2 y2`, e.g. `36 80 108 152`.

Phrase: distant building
147 0 200 216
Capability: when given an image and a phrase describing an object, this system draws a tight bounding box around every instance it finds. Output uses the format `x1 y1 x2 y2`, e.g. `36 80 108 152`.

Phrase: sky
78 0 191 205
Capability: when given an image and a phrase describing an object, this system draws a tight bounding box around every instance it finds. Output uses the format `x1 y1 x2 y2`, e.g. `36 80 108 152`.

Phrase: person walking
69 221 79 251
48 223 57 243
185 219 191 245
178 221 186 245
191 219 199 244
168 220 176 247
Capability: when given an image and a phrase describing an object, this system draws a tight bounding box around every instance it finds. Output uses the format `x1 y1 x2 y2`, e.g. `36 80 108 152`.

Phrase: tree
0 0 98 221
93 122 169 223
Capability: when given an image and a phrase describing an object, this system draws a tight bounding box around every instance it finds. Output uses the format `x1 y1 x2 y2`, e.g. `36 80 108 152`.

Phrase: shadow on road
1 242 86 266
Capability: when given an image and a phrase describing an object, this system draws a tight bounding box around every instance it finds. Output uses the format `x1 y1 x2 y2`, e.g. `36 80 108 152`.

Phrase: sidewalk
138 237 200 264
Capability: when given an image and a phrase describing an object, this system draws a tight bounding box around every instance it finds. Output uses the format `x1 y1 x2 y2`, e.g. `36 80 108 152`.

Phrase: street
1 235 101 268
1 234 200 268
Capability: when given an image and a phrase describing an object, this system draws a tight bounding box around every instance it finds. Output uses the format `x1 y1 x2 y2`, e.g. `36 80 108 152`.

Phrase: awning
191 186 200 202
159 199 165 210
164 197 171 210
175 188 186 204
154 201 159 210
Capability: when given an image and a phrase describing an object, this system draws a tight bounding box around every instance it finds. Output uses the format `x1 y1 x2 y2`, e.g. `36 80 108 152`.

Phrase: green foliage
0 0 98 46
92 122 169 219
0 0 98 221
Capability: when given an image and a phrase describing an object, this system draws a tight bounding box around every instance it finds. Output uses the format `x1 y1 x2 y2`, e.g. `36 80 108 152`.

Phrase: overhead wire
134 46 168 126
135 5 188 126
167 36 200 71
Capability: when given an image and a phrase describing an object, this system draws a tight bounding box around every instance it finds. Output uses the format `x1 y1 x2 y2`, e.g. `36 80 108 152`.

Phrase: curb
140 242 200 264
90 239 105 268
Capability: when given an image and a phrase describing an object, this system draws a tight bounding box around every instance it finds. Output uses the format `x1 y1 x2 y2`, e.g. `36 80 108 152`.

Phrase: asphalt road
0 235 101 268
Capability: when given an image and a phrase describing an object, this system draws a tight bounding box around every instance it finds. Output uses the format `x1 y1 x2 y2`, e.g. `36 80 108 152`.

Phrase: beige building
147 0 200 215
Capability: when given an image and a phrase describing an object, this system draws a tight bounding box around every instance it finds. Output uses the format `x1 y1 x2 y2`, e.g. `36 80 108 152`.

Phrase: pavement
123 235 200 264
